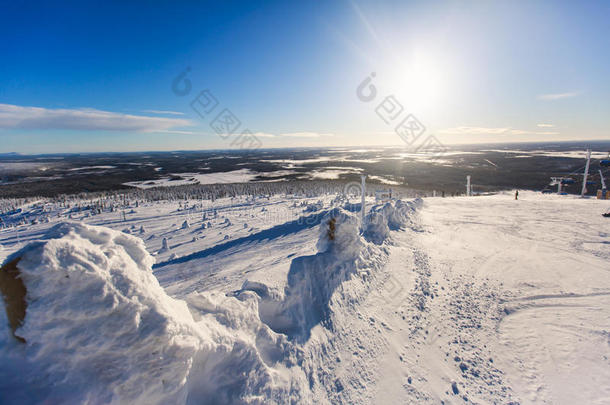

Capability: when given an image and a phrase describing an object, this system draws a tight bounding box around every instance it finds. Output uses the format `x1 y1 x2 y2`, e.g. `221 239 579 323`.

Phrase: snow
482 149 609 159
68 165 116 171
310 169 357 180
399 191 610 404
0 222 311 403
0 190 609 403
0 223 201 403
124 169 258 188
367 175 401 185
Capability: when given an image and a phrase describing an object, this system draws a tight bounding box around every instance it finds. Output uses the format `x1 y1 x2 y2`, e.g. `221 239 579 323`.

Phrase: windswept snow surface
368 191 610 404
0 190 609 404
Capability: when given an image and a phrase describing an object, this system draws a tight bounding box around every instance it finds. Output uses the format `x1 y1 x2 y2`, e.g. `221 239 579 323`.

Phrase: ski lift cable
546 151 606 190
553 157 607 179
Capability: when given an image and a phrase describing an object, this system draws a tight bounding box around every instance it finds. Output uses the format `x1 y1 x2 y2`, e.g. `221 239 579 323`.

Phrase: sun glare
378 51 447 116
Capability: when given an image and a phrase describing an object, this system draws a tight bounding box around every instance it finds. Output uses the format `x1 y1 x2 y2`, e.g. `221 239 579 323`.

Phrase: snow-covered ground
123 169 259 188
0 190 608 404
372 191 610 404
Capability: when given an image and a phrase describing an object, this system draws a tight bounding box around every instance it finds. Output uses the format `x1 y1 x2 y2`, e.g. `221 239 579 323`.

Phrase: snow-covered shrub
304 201 323 212
316 208 362 260
161 237 169 251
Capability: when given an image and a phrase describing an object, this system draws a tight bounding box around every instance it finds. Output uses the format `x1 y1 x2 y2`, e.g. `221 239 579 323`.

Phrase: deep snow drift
0 223 299 404
0 200 416 404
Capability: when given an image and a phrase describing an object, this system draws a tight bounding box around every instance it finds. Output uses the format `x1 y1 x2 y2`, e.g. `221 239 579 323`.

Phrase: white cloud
251 132 334 138
439 126 559 136
0 103 191 132
141 109 185 116
537 91 579 100
252 132 277 138
158 130 195 135
279 132 334 138
537 123 555 128
438 126 509 135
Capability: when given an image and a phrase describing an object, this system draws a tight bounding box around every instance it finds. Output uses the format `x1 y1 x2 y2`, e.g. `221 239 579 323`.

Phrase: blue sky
1 0 609 153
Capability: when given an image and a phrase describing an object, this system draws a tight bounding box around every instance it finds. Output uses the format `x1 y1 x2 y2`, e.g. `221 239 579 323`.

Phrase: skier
515 190 519 200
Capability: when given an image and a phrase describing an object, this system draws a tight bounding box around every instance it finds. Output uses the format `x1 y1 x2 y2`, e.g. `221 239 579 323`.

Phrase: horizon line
1 138 609 156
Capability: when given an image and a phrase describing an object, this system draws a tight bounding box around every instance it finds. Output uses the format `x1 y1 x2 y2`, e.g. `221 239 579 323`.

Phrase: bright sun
379 52 446 115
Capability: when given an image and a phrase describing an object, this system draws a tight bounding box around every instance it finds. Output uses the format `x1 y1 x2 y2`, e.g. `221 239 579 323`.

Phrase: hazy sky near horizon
1 0 609 153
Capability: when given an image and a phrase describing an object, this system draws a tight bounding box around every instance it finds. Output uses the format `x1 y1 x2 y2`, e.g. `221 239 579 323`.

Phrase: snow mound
2 222 201 403
364 199 421 244
363 211 389 244
251 204 413 342
244 200 421 341
253 208 370 341
382 198 422 230
0 222 306 404
183 291 304 405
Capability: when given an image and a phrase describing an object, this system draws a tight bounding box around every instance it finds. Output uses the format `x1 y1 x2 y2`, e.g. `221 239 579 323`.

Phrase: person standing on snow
515 190 519 200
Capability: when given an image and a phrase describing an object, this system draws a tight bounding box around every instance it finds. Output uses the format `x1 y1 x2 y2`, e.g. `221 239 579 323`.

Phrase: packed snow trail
364 191 610 404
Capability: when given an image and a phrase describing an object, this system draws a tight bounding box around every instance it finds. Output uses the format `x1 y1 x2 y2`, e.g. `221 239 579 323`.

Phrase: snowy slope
366 191 610 404
418 192 610 405
0 190 609 404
